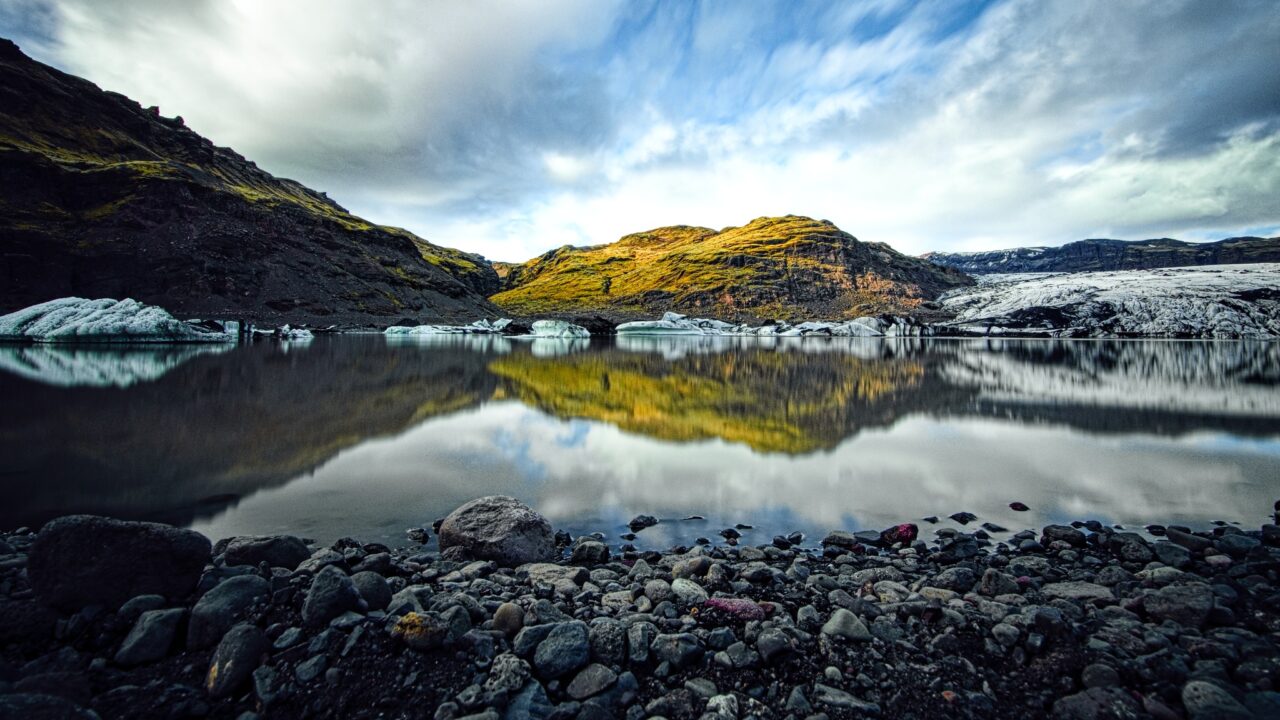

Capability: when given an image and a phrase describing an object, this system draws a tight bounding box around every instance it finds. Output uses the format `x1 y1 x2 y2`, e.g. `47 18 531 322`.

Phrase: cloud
7 0 1279 259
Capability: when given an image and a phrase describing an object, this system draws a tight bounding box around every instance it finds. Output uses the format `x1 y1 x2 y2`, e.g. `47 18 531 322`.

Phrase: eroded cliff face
0 39 500 326
491 215 973 323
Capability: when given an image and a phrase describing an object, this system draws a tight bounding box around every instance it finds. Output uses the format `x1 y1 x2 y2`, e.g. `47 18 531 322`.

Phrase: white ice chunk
0 298 232 343
530 319 591 338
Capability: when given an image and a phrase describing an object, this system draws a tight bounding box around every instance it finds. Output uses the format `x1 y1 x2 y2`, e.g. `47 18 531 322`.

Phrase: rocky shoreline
1 497 1279 720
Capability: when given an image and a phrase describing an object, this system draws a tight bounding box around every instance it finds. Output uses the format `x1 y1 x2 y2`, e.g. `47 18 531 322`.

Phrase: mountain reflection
490 343 930 453
0 335 1276 534
0 337 496 528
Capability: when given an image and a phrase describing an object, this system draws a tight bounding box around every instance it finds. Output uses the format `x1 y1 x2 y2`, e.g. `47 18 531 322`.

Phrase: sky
3 0 1279 261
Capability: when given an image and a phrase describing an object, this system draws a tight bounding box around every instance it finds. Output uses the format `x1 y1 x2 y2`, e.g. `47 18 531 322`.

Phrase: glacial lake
1 335 1277 550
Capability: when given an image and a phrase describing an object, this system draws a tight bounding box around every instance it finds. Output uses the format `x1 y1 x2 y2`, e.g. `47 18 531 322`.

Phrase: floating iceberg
529 319 591 338
615 312 713 336
614 311 923 338
384 318 512 336
0 298 233 343
277 325 314 340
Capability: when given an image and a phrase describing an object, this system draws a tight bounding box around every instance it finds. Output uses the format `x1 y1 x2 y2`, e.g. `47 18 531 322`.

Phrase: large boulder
438 496 557 567
28 515 211 611
220 535 310 570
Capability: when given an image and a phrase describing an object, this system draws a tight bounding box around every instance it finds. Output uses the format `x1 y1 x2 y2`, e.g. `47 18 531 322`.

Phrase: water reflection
0 336 1276 544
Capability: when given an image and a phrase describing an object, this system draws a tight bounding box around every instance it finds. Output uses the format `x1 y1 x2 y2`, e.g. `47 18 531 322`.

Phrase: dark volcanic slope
0 39 500 325
492 215 973 322
923 236 1280 274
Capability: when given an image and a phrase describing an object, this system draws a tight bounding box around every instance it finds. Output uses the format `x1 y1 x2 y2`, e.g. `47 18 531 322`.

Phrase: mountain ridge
490 215 973 322
0 38 501 325
923 236 1280 274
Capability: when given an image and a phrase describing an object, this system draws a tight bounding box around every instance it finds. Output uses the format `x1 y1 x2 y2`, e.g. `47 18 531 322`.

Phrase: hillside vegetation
491 215 972 322
0 39 499 325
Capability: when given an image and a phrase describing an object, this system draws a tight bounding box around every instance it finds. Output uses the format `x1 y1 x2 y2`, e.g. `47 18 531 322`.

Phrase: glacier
938 264 1280 339
0 298 232 343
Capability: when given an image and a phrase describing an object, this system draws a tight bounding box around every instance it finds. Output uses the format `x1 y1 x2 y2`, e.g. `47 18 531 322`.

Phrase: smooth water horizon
2 334 1277 550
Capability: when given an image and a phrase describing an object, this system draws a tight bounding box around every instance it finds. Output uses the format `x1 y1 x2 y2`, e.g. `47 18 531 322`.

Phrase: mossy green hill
0 39 499 325
491 216 972 322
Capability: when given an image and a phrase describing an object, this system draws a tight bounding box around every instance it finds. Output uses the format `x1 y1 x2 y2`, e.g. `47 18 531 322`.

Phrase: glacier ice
938 263 1280 339
383 318 513 336
614 311 918 338
0 298 232 343
529 319 591 338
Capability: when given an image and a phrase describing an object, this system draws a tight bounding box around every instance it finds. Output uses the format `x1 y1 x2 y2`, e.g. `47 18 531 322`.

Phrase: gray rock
1215 534 1260 558
350 571 390 611
222 535 310 570
1166 528 1212 553
707 694 739 717
1051 687 1141 719
207 623 267 698
503 681 553 720
1146 583 1215 627
115 608 185 666
644 579 673 603
523 564 586 596
588 618 627 666
532 621 590 678
188 575 270 649
627 622 656 665
391 611 449 650
1042 525 1086 547
117 595 166 625
992 623 1019 648
755 627 794 664
438 496 556 567
28 515 211 611
295 654 327 683
1152 542 1192 569
670 578 708 605
821 530 860 549
1181 680 1251 720
302 565 361 628
650 633 703 669
566 663 617 700
1042 582 1112 602
980 568 1020 596
493 602 524 636
932 567 977 592
570 541 609 565
0 693 100 720
813 684 880 713
1081 663 1120 689
484 653 531 695
821 608 871 641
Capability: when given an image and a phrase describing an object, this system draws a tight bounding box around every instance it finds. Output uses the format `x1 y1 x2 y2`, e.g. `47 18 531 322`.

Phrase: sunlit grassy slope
491 215 973 321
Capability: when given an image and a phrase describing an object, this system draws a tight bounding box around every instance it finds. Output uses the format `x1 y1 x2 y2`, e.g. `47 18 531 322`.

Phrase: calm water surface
2 335 1277 549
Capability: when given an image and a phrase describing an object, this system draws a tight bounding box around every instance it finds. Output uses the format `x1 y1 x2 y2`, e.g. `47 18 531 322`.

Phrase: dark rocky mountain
491 215 973 322
0 39 500 326
922 236 1280 274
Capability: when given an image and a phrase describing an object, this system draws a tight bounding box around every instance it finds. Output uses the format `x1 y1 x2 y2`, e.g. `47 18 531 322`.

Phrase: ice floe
614 311 925 337
383 318 513 336
0 298 233 343
938 263 1280 339
529 319 591 338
